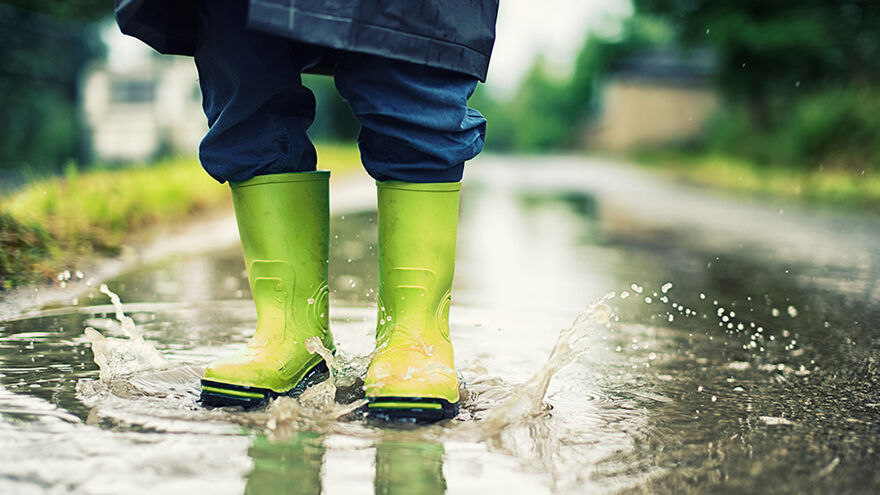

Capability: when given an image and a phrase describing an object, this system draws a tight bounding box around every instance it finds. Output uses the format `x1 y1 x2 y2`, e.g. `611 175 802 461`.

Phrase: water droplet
644 297 652 304
787 305 798 318
699 293 706 300
661 282 673 293
771 308 780 317
307 298 315 304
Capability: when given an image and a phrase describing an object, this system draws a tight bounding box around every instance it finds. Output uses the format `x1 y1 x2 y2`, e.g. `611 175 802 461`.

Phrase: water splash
481 294 614 430
79 285 618 434
83 284 168 382
268 337 368 422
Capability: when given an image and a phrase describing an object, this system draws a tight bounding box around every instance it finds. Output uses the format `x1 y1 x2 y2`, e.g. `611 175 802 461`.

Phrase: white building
82 54 207 162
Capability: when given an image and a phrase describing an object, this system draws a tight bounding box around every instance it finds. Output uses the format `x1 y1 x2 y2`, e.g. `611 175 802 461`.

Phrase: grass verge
632 151 880 210
0 143 362 290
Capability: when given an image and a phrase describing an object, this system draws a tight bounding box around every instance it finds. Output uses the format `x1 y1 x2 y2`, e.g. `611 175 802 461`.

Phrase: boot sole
365 396 459 423
199 360 330 408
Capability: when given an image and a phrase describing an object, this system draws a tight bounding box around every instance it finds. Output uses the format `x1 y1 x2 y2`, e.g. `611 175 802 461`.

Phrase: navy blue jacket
115 0 498 81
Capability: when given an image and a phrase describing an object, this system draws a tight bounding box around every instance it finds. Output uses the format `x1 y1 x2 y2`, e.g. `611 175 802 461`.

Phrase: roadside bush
706 88 880 170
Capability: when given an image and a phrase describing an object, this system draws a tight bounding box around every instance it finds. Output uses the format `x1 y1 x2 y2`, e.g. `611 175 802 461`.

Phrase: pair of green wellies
199 171 461 421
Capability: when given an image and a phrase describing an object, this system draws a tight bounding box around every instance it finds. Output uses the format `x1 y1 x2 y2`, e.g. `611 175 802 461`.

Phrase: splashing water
480 294 614 431
79 283 616 434
266 338 368 426
83 284 169 382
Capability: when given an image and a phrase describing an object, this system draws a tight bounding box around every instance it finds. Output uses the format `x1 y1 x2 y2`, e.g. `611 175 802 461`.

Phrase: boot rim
232 170 330 189
376 180 461 192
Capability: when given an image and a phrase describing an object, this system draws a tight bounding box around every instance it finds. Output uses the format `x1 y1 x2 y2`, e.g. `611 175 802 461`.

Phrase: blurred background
1 0 878 177
1 0 879 286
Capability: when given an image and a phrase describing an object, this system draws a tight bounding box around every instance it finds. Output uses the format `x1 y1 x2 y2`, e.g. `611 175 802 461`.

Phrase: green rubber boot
200 171 334 408
365 180 461 421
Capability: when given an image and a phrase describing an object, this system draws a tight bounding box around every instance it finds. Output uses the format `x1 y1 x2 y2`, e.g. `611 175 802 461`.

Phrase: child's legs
333 53 487 183
194 0 322 183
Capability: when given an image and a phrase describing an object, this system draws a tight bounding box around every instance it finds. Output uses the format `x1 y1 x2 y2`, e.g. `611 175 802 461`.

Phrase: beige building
82 55 207 162
586 49 719 151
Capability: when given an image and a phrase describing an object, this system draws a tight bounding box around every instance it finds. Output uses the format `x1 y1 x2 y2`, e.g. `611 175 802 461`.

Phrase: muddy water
2 158 879 494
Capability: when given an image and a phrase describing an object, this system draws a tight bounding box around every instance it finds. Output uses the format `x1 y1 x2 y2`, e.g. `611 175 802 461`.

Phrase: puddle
2 165 880 494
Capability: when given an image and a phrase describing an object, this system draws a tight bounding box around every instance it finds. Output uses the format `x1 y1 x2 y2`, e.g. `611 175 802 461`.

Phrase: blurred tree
631 1 880 169
477 15 673 151
0 2 109 180
632 0 880 127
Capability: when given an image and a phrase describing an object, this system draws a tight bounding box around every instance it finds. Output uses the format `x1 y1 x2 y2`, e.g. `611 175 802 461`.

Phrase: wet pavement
1 156 878 494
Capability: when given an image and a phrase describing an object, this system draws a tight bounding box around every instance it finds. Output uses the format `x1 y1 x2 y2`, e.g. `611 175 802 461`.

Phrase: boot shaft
231 171 331 344
376 180 460 347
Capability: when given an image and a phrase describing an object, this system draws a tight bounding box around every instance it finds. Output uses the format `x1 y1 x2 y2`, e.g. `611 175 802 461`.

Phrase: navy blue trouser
194 0 486 184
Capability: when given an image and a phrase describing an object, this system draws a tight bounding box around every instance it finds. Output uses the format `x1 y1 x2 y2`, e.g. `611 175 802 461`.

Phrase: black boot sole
199 360 330 408
365 396 459 423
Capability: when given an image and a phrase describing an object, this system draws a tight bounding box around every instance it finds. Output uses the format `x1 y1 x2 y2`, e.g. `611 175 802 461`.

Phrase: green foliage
499 58 580 151
1 90 78 172
785 89 880 168
633 0 880 121
0 144 361 289
0 156 229 288
4 158 229 258
624 1 880 170
477 16 674 152
0 3 104 175
0 210 51 289
704 88 880 170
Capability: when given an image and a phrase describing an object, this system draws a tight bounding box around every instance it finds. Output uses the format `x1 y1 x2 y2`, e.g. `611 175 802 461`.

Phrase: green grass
0 211 53 289
0 143 362 289
632 151 880 210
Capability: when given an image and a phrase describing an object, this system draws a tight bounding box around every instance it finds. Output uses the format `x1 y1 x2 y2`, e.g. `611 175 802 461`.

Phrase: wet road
1 155 878 494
